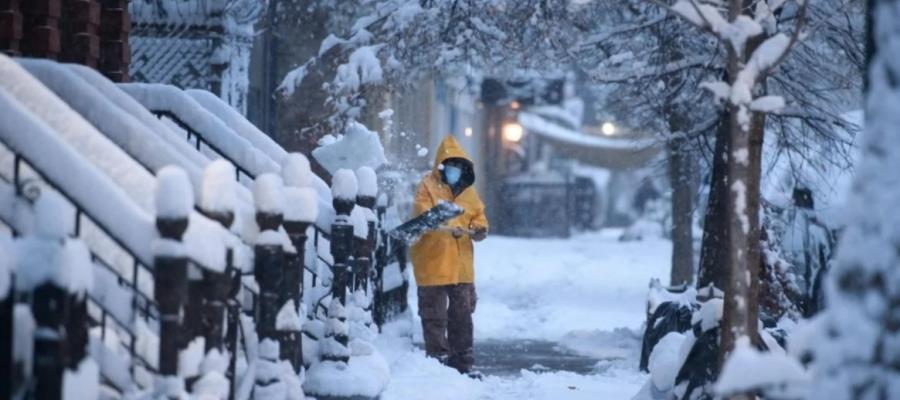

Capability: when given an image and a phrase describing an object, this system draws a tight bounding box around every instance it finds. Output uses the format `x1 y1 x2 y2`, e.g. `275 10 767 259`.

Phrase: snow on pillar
253 173 287 343
351 167 377 339
198 160 237 353
17 193 96 400
152 167 192 393
372 193 389 328
281 153 318 374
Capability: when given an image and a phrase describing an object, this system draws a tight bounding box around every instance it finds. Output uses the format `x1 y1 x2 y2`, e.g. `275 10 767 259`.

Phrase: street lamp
502 122 524 143
601 121 616 136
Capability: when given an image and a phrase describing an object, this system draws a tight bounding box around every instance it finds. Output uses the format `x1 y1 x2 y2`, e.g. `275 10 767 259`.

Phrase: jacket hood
433 136 475 190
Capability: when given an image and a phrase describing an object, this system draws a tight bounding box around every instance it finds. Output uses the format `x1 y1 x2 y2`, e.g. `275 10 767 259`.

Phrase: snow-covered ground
376 229 671 399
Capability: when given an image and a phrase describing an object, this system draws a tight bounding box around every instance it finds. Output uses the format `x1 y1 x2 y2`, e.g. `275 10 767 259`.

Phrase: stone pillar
0 0 23 56
59 0 99 67
21 0 61 59
98 0 129 82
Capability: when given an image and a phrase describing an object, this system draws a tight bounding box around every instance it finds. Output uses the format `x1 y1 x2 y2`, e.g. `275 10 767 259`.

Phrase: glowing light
464 127 473 137
601 122 616 136
510 101 520 110
502 123 524 143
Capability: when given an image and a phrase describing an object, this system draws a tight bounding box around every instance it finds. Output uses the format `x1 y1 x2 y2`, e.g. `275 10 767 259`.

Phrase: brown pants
418 283 476 373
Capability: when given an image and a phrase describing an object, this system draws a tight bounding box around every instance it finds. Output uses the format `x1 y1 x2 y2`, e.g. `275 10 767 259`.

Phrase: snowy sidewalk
375 230 671 399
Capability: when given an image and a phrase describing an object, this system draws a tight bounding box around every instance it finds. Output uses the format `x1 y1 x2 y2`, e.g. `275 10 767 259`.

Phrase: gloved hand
450 227 466 239
471 226 487 242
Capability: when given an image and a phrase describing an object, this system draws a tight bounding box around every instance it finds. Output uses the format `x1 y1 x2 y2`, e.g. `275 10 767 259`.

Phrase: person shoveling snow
409 136 488 378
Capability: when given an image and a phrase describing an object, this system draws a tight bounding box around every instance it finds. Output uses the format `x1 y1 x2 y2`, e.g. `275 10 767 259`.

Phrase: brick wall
60 0 100 67
21 0 61 59
0 0 23 56
99 0 129 82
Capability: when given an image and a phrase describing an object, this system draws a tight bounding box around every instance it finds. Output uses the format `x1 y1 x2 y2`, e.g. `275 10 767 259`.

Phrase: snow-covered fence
1 56 398 399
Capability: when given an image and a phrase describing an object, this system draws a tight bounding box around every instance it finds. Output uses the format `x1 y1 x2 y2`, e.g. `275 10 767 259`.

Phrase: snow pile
255 339 287 400
312 122 387 175
331 169 358 201
691 298 724 332
648 332 688 392
282 153 319 224
193 349 231 400
348 289 377 342
349 205 370 238
281 153 314 188
253 174 286 216
15 194 93 295
276 300 303 332
355 166 378 198
63 358 99 400
716 337 808 397
155 166 194 219
647 278 698 314
201 160 236 214
306 297 390 399
179 336 206 378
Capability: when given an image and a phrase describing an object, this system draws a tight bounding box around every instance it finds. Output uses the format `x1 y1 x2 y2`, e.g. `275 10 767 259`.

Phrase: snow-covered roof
518 112 660 169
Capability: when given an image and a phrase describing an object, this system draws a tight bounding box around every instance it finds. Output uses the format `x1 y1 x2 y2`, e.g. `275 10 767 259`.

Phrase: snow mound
313 122 387 175
282 153 314 188
648 332 687 391
284 187 319 224
332 169 359 201
355 166 378 198
253 173 286 215
201 160 236 214
304 353 390 398
716 336 808 397
155 166 194 219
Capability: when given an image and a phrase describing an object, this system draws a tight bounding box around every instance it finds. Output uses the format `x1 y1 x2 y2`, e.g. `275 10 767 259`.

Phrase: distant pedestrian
410 136 488 378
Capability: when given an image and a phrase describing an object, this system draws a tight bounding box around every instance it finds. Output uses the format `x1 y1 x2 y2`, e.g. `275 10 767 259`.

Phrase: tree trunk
668 136 696 286
697 114 731 293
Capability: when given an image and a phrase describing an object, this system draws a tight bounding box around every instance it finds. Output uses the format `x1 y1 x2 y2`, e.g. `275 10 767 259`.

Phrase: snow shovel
387 201 464 244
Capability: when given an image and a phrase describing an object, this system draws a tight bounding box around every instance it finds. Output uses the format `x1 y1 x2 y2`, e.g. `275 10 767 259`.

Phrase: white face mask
444 165 463 185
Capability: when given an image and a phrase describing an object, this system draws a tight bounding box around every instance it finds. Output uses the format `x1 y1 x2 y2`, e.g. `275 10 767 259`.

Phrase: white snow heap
59 239 94 297
348 289 376 342
331 169 359 201
691 298 723 332
155 166 194 219
276 300 303 332
201 160 236 214
34 191 71 240
281 153 314 188
253 173 286 216
255 339 287 400
355 166 378 198
193 349 231 400
716 336 808 397
63 358 99 400
283 187 319 224
312 121 387 175
648 332 688 392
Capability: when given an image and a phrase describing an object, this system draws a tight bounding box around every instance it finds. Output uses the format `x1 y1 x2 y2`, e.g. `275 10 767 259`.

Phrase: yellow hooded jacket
410 136 488 286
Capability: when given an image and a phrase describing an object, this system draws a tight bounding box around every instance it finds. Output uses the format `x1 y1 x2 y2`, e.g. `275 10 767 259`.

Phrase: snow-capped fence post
373 194 388 328
20 193 96 400
252 174 286 344
281 154 319 373
353 167 378 294
153 167 192 390
0 235 11 399
198 161 238 353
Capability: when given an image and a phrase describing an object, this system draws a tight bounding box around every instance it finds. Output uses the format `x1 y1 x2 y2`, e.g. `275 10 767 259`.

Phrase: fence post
0 235 12 399
252 174 290 397
281 153 318 373
373 195 388 328
153 168 192 395
326 169 357 363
